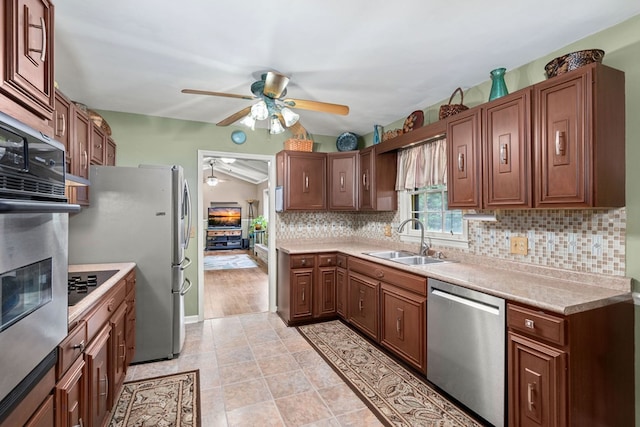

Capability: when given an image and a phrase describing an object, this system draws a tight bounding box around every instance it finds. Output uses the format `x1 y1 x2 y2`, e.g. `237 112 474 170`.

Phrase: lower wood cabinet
109 303 127 408
380 284 427 374
315 254 337 318
86 325 111 427
336 255 347 317
25 395 55 427
55 357 86 427
346 271 379 341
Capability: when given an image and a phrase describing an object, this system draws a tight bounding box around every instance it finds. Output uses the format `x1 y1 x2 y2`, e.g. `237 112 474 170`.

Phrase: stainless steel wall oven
0 111 79 422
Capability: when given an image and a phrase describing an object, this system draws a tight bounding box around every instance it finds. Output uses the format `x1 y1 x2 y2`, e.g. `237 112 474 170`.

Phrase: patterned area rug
203 254 258 270
109 370 200 427
297 321 483 427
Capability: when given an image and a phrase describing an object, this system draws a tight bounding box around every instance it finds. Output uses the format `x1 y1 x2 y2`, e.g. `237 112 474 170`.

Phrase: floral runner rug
297 321 484 427
109 370 200 427
203 254 258 270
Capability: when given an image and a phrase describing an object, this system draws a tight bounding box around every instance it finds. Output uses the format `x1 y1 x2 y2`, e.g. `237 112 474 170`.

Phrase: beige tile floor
125 312 384 427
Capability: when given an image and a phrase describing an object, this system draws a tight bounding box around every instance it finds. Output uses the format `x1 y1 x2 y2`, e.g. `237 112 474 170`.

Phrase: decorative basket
87 109 112 135
544 49 605 79
284 138 313 152
439 87 469 120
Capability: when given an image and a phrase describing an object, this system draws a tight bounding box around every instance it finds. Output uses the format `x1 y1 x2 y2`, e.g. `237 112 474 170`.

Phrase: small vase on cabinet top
488 67 508 101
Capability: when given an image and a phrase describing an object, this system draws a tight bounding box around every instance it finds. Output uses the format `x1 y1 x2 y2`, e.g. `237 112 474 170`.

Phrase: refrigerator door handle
173 277 192 296
180 256 191 270
182 179 192 250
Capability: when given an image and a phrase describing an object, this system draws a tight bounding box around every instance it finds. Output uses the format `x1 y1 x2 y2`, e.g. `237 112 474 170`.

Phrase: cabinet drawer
348 257 427 296
507 304 566 346
290 255 315 268
85 282 126 343
318 254 337 267
57 321 88 380
336 254 347 268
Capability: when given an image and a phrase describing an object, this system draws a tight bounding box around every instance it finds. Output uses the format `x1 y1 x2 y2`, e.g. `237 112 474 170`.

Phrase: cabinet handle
500 143 508 164
72 418 84 427
72 340 85 353
340 175 344 189
457 153 465 172
99 374 109 397
301 259 306 266
82 150 88 169
56 113 66 137
305 175 309 189
527 382 536 412
396 318 401 333
301 287 305 302
524 319 535 329
120 343 126 360
555 130 566 156
375 270 384 279
28 17 47 62
358 298 363 311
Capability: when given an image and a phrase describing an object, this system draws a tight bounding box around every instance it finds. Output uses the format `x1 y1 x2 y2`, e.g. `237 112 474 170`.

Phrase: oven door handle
0 200 81 213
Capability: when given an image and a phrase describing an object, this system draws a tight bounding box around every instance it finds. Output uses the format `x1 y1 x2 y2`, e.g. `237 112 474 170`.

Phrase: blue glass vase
489 68 508 101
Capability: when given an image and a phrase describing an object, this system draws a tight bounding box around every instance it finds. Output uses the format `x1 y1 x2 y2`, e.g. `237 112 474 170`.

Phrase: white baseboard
185 315 200 324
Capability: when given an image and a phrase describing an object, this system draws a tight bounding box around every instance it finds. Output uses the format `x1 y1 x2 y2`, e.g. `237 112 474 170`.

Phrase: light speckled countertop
68 262 136 325
277 241 632 315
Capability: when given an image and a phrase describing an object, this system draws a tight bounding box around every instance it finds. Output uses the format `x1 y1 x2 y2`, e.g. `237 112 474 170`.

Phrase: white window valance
395 138 447 190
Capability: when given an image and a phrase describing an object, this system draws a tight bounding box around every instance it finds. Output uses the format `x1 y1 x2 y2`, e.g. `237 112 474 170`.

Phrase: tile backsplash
276 207 626 276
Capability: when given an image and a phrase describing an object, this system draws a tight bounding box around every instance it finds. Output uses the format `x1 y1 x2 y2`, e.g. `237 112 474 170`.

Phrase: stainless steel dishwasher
427 278 505 427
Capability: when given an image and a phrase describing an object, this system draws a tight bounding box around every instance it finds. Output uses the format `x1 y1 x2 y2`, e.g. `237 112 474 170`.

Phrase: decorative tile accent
275 207 626 276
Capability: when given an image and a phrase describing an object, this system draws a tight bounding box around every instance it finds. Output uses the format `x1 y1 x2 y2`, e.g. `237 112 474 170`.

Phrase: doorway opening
196 150 277 321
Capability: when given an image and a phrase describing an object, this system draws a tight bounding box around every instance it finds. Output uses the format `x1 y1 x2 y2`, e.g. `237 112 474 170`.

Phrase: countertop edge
68 262 136 325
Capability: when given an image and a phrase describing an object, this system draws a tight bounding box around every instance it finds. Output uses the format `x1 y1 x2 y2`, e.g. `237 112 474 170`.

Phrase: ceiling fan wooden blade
181 88 256 100
263 72 290 99
216 106 252 126
282 98 349 116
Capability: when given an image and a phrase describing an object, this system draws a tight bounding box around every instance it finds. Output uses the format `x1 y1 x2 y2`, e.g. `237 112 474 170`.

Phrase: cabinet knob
524 319 535 329
72 340 85 353
301 259 306 265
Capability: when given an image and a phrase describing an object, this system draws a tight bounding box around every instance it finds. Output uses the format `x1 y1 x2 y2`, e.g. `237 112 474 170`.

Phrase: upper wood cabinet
327 151 358 210
483 89 532 209
447 108 482 208
358 145 397 211
533 63 625 208
0 0 55 135
52 89 73 173
91 124 106 165
106 137 116 166
277 150 327 211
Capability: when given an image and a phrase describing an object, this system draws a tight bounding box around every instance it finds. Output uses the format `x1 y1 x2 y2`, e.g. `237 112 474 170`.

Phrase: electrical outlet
384 224 392 237
510 236 528 255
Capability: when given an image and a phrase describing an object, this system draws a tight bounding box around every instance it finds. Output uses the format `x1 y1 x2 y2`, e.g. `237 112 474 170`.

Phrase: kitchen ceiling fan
182 71 349 133
204 159 227 187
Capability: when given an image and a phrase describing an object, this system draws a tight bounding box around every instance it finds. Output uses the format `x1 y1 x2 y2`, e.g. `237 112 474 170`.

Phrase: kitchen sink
393 255 444 265
366 250 416 259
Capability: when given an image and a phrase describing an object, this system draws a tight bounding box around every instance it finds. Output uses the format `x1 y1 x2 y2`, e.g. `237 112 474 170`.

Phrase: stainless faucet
397 218 430 256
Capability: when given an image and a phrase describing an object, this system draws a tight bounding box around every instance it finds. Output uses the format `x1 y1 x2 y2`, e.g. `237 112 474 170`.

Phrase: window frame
397 188 469 249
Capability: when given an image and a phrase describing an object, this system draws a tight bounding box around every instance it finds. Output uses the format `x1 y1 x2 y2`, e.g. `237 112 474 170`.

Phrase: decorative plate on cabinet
336 132 358 151
403 110 424 133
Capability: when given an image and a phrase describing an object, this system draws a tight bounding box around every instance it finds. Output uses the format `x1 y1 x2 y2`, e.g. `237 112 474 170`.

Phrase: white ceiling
54 1 640 138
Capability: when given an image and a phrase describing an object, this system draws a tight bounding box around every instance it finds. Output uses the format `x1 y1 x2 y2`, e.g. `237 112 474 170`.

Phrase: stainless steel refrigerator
68 164 192 363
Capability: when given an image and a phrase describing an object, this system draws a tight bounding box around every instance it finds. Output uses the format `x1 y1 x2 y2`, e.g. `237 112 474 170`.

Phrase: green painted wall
100 14 640 419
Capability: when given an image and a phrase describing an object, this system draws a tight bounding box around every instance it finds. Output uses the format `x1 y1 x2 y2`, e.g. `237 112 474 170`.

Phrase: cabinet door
110 303 127 407
315 266 336 317
380 284 426 373
336 267 347 318
291 268 314 320
125 286 136 370
55 357 86 427
447 109 481 208
484 90 532 208
508 332 567 427
71 109 91 206
347 271 379 341
85 325 111 427
1 0 55 121
328 151 358 210
24 395 54 427
91 124 106 165
279 151 327 210
53 90 72 172
534 70 588 207
106 137 116 166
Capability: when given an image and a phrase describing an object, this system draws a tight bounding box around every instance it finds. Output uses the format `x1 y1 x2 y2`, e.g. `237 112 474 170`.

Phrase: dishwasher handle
431 288 501 315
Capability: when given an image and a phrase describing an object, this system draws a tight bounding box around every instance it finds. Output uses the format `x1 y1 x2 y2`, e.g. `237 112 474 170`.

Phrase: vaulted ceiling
54 1 640 137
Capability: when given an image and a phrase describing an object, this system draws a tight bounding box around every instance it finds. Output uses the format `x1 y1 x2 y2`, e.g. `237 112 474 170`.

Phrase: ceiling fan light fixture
269 116 285 134
280 107 299 127
239 114 256 130
250 100 269 120
220 157 236 164
206 176 219 186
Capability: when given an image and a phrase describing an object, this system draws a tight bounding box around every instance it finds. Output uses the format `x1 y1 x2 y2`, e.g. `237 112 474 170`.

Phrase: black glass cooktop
67 270 119 306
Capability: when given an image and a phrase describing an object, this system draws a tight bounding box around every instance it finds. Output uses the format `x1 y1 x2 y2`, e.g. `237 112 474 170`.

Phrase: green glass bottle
489 68 508 101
